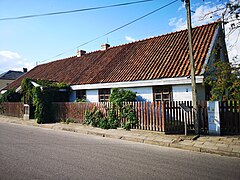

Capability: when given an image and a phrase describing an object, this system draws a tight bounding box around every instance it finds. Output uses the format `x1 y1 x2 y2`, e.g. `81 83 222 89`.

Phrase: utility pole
184 0 199 134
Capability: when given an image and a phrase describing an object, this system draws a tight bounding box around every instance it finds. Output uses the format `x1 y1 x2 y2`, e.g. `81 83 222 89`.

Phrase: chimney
77 50 86 57
23 68 27 73
101 43 110 50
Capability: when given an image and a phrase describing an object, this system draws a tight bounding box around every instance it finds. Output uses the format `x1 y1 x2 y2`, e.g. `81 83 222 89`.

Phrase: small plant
98 117 110 129
61 118 76 124
83 110 95 125
121 104 137 130
83 108 103 127
106 107 119 129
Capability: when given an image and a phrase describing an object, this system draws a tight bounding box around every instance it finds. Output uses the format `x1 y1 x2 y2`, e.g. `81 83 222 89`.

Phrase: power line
40 0 178 63
0 0 153 21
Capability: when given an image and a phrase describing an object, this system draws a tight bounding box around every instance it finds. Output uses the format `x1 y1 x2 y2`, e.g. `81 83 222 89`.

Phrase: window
99 89 111 102
153 86 172 102
76 90 86 100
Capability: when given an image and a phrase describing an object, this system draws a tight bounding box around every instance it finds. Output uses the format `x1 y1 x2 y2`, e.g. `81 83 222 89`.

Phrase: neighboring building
2 22 228 102
0 68 27 91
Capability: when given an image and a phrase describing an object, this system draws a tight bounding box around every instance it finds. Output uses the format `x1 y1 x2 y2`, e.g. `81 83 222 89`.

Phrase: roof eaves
200 23 220 75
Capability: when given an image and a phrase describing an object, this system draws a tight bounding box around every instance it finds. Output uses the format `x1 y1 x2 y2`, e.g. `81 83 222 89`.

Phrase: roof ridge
88 21 219 52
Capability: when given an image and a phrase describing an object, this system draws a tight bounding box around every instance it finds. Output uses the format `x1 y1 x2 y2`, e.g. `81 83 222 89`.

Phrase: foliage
105 106 119 129
109 88 137 130
83 107 103 127
61 118 76 124
109 88 137 106
35 79 69 89
20 78 70 123
74 98 87 102
0 89 21 102
83 107 118 129
32 86 56 123
120 104 137 130
21 78 33 104
205 61 240 101
83 88 137 130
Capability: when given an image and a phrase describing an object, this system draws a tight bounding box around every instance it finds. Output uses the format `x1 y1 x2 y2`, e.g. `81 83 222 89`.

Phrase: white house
2 22 228 102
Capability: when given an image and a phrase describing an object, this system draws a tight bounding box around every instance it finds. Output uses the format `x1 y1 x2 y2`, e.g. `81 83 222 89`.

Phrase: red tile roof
5 22 220 90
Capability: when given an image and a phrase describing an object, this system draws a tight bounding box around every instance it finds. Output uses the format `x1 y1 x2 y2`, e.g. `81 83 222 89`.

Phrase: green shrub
83 88 137 130
121 104 137 130
98 117 110 129
83 107 119 129
84 110 95 125
83 108 103 127
21 78 70 123
106 107 119 129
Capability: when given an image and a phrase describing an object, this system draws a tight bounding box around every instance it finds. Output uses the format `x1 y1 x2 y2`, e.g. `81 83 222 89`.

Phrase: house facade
2 22 228 102
69 77 206 102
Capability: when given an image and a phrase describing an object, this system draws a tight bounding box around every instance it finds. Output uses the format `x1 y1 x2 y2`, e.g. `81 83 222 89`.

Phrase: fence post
23 104 30 120
207 101 220 135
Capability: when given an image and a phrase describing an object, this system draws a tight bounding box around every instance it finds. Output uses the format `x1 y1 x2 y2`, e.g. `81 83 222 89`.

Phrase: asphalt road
0 122 240 180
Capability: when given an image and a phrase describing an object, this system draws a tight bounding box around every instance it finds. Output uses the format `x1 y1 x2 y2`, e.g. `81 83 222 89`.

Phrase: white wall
172 85 192 101
86 89 98 102
124 87 153 102
73 87 153 102
172 84 205 101
71 85 205 102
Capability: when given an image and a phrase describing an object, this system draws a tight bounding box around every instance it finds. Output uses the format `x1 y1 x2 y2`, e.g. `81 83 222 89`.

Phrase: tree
223 1 240 35
109 88 137 106
205 61 240 101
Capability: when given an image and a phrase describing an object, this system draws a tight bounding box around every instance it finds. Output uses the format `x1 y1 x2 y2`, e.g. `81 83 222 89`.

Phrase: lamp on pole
183 0 199 134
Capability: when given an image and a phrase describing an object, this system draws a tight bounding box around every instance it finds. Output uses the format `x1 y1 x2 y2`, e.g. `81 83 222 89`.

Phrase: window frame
98 88 111 102
153 86 172 102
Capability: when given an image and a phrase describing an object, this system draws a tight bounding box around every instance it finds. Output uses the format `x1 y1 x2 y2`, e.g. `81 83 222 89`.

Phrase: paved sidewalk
1 115 240 158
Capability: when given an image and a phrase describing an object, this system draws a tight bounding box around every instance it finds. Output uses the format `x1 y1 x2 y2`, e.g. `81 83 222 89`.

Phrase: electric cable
0 0 153 21
39 0 178 63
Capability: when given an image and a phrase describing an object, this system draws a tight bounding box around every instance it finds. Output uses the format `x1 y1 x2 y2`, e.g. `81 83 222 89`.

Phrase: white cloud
168 1 240 62
125 36 136 42
0 50 34 73
0 51 20 60
168 17 186 31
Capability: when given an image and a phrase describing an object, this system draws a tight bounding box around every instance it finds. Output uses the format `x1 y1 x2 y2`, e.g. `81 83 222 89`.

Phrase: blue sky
0 0 238 73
